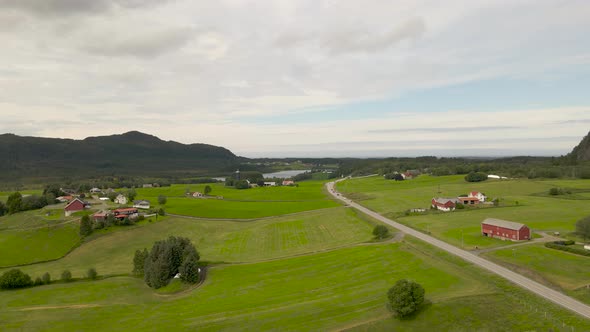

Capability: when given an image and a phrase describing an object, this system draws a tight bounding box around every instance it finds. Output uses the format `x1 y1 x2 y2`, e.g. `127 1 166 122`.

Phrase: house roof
470 191 484 196
432 198 459 204
460 197 480 201
482 218 526 230
64 198 87 209
113 208 138 213
134 200 150 204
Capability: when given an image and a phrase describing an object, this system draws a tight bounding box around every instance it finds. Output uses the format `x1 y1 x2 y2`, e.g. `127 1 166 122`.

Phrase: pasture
337 175 590 249
1 239 588 331
1 207 376 278
482 243 590 302
133 181 339 219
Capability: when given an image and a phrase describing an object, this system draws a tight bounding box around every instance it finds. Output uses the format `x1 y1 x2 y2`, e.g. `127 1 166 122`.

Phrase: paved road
326 180 590 320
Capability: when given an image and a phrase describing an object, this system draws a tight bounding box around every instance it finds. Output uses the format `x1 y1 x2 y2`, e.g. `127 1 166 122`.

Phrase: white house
468 191 487 202
133 200 150 209
263 182 277 187
90 188 102 193
192 192 203 198
115 194 128 205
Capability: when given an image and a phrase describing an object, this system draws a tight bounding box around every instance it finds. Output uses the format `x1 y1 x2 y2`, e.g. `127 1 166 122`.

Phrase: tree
34 277 43 286
143 236 200 289
234 180 250 189
61 270 72 282
204 185 212 196
158 208 166 216
87 268 98 280
576 216 590 241
0 269 33 289
79 215 93 237
387 279 425 318
127 189 137 202
6 192 23 214
107 191 118 202
464 172 488 183
132 248 149 275
158 195 167 205
179 252 200 283
373 225 389 239
42 272 51 285
0 201 6 217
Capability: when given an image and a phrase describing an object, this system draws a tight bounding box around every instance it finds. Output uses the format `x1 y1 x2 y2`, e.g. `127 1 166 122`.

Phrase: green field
482 243 590 301
1 239 588 331
0 209 81 267
0 190 43 203
337 175 590 249
0 207 377 278
134 181 339 218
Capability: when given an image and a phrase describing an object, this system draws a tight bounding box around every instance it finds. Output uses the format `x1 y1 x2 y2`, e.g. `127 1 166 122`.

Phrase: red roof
460 197 480 201
113 208 138 213
470 191 482 196
64 198 86 211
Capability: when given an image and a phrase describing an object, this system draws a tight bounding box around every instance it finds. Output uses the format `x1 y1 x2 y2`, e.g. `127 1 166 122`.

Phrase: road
326 180 590 320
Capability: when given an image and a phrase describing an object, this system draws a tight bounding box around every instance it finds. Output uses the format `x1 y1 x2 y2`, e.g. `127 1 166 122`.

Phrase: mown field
337 175 590 249
0 189 43 203
1 239 588 331
0 208 80 267
133 181 340 219
0 207 377 278
482 243 590 304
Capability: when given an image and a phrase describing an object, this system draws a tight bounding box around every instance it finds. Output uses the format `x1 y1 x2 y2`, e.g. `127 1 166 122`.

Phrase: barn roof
482 218 526 230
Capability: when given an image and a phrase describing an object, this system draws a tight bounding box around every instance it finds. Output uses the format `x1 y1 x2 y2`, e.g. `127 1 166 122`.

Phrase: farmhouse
56 195 73 203
114 194 128 205
481 218 530 241
192 192 203 198
263 182 277 187
113 207 138 220
282 180 295 186
431 198 459 212
458 197 480 205
92 211 109 222
469 191 487 202
64 198 89 216
133 200 150 209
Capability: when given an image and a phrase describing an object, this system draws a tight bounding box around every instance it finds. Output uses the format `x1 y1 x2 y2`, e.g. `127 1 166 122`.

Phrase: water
263 170 310 179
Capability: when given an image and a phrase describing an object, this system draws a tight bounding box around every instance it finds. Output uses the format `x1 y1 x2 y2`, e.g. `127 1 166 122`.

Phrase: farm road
326 180 590 320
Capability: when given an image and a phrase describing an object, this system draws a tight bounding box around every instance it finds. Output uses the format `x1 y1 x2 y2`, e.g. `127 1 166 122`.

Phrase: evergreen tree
41 272 51 285
132 249 149 275
79 215 93 237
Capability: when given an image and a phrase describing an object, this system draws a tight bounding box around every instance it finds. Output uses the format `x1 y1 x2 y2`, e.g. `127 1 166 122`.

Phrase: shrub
373 225 389 239
455 203 465 209
549 188 560 195
61 270 72 282
0 269 33 289
42 272 51 285
87 268 98 280
34 277 43 286
79 215 93 237
545 242 590 257
158 208 166 216
465 172 488 182
387 279 425 318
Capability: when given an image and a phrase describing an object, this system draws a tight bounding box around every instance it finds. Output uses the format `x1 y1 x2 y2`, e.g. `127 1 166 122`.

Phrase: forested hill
567 131 590 162
0 131 238 182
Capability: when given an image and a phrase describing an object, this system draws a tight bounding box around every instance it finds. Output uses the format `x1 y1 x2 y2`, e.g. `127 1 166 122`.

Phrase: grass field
482 243 590 302
134 181 339 218
0 207 376 278
1 239 588 331
337 175 590 249
0 189 43 203
0 208 81 267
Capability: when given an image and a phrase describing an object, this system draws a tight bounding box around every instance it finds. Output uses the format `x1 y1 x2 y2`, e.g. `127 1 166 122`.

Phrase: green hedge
545 242 590 257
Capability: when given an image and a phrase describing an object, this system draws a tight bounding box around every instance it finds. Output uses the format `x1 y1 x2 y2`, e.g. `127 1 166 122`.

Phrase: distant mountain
567 131 590 162
0 131 238 181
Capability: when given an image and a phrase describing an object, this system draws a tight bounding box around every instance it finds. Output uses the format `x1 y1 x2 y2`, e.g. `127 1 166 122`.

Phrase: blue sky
0 0 589 157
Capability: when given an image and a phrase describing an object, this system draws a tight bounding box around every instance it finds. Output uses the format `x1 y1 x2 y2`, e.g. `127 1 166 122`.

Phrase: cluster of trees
373 225 390 239
387 279 425 318
548 187 571 196
464 172 488 182
133 236 201 289
0 268 98 290
576 215 590 241
384 173 404 181
4 192 55 215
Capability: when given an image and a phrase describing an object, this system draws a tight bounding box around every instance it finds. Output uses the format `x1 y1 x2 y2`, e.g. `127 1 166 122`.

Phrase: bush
545 242 590 257
87 268 98 280
34 277 43 286
549 187 560 196
234 180 250 189
61 270 72 282
465 172 488 182
0 269 33 289
158 208 166 216
387 279 425 318
79 215 93 237
373 225 389 239
42 272 51 285
455 203 465 209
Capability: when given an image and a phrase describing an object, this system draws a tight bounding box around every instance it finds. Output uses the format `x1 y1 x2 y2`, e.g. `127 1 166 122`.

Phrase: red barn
64 198 87 216
431 198 458 211
481 218 530 241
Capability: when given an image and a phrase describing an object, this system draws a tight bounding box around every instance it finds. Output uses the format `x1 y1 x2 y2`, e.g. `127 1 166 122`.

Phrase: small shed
481 218 530 241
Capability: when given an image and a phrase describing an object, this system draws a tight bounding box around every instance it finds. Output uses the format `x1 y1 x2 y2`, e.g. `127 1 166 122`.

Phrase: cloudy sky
1 0 589 157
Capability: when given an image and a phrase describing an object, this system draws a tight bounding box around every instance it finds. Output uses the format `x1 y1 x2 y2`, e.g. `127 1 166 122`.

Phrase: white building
468 191 487 202
115 194 128 205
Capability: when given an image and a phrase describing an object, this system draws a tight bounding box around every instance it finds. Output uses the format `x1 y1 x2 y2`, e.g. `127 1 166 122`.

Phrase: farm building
458 197 480 205
431 198 459 212
114 194 128 205
282 180 295 186
56 195 73 203
64 198 89 216
113 207 138 220
263 182 277 187
90 188 102 193
481 218 530 241
192 192 203 198
469 191 487 202
133 200 150 209
92 211 109 222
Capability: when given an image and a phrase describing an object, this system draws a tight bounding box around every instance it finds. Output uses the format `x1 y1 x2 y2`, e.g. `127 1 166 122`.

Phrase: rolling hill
567 130 590 162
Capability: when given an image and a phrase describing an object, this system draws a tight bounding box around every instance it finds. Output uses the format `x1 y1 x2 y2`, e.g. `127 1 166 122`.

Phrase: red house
481 218 530 241
64 198 88 216
113 207 139 220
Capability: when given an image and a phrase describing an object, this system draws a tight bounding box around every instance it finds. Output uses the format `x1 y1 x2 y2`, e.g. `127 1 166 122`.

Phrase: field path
327 179 590 320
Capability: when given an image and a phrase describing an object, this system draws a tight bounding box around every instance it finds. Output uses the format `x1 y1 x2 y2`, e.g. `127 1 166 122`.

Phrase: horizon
1 1 589 157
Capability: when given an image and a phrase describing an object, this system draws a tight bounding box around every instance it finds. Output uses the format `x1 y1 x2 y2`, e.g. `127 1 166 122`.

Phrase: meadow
482 243 590 302
134 181 339 218
1 239 588 331
337 175 590 249
0 207 376 278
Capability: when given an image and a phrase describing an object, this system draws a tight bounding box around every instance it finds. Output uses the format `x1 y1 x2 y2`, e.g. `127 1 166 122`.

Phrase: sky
0 0 589 158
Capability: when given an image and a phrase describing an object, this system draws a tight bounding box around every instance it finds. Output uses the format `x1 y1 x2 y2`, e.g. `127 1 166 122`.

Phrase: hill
567 130 590 162
0 131 238 182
